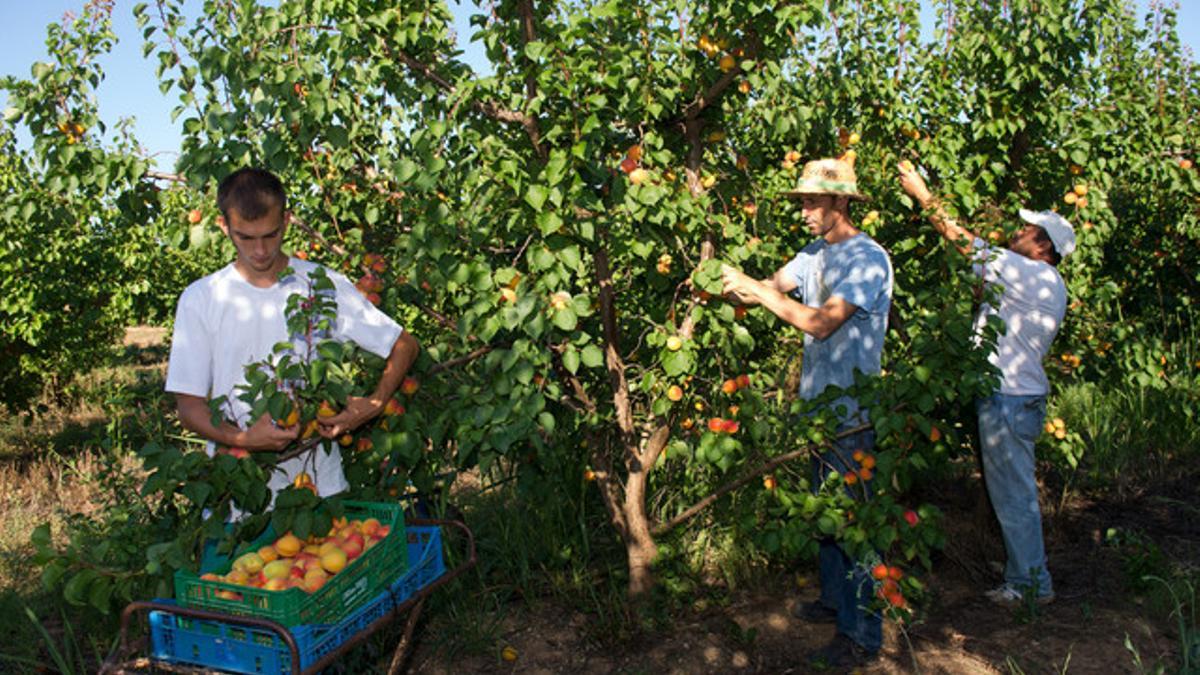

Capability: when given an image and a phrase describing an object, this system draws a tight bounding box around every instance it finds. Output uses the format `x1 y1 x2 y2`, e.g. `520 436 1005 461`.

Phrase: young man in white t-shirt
165 168 419 499
898 163 1073 607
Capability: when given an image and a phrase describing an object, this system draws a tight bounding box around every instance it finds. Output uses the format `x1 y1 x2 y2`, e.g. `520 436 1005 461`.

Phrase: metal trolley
101 519 475 675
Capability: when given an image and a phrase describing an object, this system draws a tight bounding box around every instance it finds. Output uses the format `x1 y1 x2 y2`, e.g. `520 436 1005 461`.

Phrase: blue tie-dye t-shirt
782 233 893 423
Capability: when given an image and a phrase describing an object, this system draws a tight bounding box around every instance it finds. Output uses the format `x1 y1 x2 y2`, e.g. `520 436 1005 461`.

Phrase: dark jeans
811 428 882 653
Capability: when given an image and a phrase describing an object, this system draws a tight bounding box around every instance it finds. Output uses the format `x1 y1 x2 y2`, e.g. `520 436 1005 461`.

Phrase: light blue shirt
783 233 893 422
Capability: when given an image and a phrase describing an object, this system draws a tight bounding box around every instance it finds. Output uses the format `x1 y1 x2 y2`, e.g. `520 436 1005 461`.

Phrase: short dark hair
217 168 287 222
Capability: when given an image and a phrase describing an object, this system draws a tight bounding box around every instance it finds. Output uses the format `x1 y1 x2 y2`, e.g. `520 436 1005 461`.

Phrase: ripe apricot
274 533 302 558
872 563 889 580
320 548 348 574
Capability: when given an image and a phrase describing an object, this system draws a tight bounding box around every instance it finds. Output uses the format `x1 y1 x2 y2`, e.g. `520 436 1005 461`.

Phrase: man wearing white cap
723 156 893 667
898 163 1073 607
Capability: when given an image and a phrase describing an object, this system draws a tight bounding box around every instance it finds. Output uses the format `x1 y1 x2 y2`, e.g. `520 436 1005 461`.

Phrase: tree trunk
622 464 658 597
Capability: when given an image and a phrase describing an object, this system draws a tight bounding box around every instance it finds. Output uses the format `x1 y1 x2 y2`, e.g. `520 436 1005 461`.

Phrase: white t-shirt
971 239 1067 396
165 257 405 499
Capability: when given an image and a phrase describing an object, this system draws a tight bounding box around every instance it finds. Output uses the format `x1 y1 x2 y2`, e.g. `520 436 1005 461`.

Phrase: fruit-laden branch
290 214 347 257
674 34 761 194
272 344 498 463
651 421 872 536
682 65 743 122
277 437 322 464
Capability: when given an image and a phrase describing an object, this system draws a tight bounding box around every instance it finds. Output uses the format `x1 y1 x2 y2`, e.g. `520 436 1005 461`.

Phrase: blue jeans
977 394 1053 596
812 428 882 653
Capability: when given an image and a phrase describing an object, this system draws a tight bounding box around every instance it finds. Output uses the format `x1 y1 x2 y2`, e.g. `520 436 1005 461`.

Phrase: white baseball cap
1019 208 1076 258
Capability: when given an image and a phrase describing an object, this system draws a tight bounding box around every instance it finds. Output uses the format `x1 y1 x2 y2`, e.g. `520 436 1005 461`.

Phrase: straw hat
781 156 869 201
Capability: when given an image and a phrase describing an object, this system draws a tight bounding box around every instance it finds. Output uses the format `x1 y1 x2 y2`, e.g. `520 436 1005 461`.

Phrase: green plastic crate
174 501 407 627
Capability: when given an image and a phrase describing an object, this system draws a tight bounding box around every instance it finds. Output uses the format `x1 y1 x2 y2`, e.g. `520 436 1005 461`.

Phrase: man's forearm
917 194 977 255
176 394 247 447
748 280 839 340
366 331 420 409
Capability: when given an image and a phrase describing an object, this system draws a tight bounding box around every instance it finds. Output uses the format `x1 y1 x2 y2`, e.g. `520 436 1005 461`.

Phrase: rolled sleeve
331 273 405 358
828 248 890 314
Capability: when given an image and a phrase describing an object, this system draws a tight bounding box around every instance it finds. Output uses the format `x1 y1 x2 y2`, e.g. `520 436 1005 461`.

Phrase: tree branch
591 436 629 540
593 235 634 443
677 240 714 339
290 214 346 257
428 345 495 375
549 343 598 414
380 39 547 159
651 422 872 536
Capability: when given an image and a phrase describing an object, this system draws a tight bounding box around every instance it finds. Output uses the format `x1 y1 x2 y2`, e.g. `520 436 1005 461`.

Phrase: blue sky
2 1 1196 169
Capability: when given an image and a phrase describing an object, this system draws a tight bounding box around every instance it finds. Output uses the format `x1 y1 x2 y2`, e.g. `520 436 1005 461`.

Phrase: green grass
1050 374 1200 490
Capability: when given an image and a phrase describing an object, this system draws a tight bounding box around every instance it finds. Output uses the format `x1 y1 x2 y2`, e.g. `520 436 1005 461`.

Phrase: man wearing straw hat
722 156 893 667
897 163 1071 607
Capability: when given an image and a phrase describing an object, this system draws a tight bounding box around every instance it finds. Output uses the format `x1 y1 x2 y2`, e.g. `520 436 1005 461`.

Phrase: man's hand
318 395 383 440
897 162 933 206
896 160 977 253
721 264 762 305
241 412 300 451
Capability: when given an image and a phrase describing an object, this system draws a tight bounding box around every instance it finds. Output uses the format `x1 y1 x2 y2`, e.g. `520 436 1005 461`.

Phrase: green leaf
580 344 604 368
552 306 577 331
183 480 214 508
63 569 98 607
562 346 580 374
88 577 114 614
525 185 549 211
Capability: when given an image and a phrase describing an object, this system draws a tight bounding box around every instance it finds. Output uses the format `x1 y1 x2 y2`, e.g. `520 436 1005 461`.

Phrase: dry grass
0 327 167 594
0 449 142 593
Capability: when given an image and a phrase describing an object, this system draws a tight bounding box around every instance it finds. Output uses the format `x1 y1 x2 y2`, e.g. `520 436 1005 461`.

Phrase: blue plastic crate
150 525 444 674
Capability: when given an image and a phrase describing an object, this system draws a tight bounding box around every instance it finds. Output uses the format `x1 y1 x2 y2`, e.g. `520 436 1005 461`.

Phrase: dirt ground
399 476 1191 674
